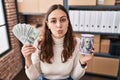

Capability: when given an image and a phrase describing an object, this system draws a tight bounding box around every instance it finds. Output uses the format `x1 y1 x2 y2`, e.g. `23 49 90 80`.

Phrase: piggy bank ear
89 40 92 49
81 38 84 48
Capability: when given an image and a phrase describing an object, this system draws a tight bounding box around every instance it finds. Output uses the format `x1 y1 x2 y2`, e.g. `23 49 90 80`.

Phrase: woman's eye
60 18 66 23
51 20 56 23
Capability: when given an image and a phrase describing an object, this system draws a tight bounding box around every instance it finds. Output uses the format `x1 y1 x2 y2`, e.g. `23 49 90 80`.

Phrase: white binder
95 11 102 33
106 11 115 33
69 10 74 31
112 11 120 33
89 11 96 32
79 11 85 32
100 11 108 33
73 10 80 31
84 11 91 32
118 11 120 34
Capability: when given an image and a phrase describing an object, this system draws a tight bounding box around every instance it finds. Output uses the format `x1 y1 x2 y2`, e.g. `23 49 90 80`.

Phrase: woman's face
47 9 69 38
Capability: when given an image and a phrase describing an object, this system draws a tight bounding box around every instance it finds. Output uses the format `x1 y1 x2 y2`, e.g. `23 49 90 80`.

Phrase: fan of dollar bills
12 23 40 44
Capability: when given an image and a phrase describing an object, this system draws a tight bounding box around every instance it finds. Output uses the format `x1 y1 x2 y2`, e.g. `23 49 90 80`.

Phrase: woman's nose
56 21 62 28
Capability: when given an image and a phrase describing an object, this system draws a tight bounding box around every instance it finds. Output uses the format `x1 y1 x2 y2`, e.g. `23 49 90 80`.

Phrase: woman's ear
46 21 50 29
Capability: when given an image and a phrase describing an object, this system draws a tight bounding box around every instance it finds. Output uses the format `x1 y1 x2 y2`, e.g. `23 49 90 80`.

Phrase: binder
117 11 120 34
89 11 97 32
69 10 74 31
95 11 102 33
106 11 115 33
73 10 80 31
112 11 120 33
100 11 108 33
79 11 85 32
84 11 91 32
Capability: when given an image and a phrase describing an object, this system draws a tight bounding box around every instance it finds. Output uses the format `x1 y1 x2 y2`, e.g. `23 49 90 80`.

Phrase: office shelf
64 0 120 80
69 5 120 10
94 52 120 58
74 31 120 36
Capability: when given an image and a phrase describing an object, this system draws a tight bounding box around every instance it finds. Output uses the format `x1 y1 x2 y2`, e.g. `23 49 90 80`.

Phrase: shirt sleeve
70 38 86 80
25 39 41 80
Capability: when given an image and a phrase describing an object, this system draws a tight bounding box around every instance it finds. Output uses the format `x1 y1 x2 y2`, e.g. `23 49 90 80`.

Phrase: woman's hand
21 44 36 68
80 47 94 64
21 43 36 59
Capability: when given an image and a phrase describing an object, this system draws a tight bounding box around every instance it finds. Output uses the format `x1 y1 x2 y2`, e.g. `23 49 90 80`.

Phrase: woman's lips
57 30 63 34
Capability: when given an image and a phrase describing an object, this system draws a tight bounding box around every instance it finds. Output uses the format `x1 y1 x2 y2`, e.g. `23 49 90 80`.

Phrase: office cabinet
86 56 119 77
17 0 63 13
68 0 96 6
64 0 120 79
38 0 63 13
17 0 39 13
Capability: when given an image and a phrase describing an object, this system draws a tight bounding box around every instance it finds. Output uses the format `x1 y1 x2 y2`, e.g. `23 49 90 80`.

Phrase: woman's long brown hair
38 4 76 64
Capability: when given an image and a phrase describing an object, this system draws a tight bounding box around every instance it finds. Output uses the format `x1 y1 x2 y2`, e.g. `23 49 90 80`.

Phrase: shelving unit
69 5 120 10
63 0 120 80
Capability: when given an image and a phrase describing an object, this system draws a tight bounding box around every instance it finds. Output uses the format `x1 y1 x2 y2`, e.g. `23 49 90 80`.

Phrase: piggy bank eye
86 41 89 43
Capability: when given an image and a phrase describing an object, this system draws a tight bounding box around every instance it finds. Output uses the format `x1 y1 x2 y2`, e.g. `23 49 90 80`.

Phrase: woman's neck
52 35 65 45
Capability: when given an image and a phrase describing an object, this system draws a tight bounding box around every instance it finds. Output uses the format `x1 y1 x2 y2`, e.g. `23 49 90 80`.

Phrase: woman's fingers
92 46 95 50
21 43 36 58
80 46 95 64
22 46 35 52
90 46 95 53
22 48 35 55
80 52 94 64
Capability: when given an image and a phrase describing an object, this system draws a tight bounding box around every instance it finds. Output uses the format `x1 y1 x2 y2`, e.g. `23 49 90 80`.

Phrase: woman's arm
25 49 41 80
70 37 94 79
21 44 35 68
70 51 86 80
21 40 41 80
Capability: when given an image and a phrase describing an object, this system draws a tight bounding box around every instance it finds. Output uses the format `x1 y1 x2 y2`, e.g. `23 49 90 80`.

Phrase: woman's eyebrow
60 16 67 19
50 18 56 20
49 16 67 20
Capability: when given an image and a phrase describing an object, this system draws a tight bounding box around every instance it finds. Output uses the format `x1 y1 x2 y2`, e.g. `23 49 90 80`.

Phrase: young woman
21 4 94 80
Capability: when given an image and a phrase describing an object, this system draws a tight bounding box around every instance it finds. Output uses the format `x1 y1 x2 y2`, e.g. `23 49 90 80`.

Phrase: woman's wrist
25 57 32 68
